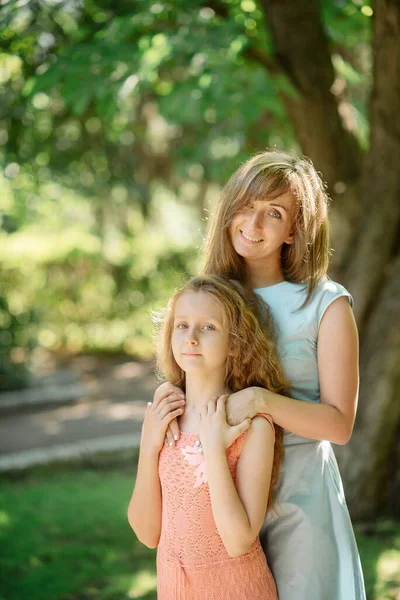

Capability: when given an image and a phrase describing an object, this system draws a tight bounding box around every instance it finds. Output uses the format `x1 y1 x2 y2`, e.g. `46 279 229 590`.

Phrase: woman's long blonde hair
154 275 289 510
203 150 330 306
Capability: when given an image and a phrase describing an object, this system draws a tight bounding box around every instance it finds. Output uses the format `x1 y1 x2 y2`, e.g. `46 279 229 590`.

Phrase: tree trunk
335 254 400 518
260 0 400 517
334 1 400 518
259 0 361 188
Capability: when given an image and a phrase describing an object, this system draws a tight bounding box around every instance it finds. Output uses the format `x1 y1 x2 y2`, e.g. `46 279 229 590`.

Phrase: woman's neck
245 255 284 289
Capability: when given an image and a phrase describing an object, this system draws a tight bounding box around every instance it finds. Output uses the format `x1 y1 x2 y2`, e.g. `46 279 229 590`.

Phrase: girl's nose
185 333 199 345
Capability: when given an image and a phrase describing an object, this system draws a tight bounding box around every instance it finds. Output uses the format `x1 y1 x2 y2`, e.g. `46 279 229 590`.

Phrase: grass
0 460 157 600
354 520 400 600
0 461 399 600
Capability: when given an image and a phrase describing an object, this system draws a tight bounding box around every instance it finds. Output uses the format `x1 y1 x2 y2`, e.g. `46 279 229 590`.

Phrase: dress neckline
253 280 288 291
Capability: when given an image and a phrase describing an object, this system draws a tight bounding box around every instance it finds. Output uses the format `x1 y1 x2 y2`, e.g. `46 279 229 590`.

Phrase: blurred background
0 0 399 598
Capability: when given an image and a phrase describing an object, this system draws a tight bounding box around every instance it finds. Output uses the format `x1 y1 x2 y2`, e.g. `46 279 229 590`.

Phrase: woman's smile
240 230 264 244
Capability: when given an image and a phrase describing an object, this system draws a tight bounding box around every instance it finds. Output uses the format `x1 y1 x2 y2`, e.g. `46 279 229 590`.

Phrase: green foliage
0 174 202 361
0 293 32 390
0 0 373 386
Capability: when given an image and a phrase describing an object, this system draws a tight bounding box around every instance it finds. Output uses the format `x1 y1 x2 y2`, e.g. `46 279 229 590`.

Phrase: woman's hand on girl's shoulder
141 392 185 455
225 387 262 426
153 382 185 447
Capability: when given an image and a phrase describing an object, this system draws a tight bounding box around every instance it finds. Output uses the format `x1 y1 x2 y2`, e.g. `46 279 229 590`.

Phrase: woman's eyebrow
268 202 288 212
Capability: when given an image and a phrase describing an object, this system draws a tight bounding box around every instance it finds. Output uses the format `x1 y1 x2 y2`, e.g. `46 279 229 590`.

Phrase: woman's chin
233 242 262 260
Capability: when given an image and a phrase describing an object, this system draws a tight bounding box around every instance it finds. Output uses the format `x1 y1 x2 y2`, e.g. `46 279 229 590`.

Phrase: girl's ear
228 341 236 357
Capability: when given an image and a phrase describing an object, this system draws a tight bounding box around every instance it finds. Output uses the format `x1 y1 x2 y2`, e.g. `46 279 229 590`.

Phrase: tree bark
334 253 400 518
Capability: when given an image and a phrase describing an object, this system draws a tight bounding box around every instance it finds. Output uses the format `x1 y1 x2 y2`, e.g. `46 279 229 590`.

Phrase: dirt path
0 353 158 469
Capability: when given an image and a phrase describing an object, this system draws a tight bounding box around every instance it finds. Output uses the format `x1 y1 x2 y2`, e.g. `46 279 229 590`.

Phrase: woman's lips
239 230 263 244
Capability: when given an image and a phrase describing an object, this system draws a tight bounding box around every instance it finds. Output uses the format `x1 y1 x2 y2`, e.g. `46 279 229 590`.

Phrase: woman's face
229 192 295 264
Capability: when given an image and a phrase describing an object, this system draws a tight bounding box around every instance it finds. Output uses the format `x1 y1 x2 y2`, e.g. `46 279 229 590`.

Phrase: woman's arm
206 417 274 558
227 297 359 445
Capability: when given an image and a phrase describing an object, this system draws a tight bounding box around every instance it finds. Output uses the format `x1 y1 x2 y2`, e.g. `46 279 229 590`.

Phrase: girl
156 150 366 599
128 275 289 600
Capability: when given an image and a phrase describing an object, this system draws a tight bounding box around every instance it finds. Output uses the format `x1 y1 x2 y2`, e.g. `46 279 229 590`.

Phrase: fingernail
174 435 179 441
169 441 174 447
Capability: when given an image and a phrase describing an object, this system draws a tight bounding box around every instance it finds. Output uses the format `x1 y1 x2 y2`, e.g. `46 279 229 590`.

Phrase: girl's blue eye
203 324 215 331
177 323 188 329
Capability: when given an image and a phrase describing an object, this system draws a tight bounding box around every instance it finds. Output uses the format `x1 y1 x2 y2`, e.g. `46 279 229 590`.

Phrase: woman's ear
285 231 295 245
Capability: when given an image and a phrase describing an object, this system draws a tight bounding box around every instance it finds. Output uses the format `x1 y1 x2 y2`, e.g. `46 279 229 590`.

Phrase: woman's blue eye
270 209 281 219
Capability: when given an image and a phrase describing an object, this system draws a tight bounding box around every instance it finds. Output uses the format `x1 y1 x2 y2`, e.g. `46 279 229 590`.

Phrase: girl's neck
184 375 230 411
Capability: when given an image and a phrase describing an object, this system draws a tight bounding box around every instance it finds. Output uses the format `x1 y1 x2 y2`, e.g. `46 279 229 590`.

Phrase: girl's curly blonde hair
154 275 289 511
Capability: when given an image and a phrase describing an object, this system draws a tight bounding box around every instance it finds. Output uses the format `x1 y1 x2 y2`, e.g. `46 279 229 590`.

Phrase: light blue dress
255 279 366 600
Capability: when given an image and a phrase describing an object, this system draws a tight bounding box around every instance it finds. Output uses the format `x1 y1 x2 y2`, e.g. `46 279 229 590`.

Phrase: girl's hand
225 387 264 426
153 382 185 446
141 392 185 455
199 395 251 454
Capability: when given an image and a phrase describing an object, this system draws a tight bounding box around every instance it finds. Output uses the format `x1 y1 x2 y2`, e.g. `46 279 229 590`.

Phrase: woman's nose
249 210 263 228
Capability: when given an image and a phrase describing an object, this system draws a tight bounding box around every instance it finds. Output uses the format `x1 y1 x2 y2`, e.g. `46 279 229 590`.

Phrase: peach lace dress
157 416 278 600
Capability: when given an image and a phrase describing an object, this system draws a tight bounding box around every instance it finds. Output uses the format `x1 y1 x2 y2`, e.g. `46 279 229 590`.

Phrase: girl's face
171 291 230 377
229 191 295 264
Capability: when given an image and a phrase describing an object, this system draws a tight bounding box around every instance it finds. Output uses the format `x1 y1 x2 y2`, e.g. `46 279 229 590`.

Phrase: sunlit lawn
0 460 399 600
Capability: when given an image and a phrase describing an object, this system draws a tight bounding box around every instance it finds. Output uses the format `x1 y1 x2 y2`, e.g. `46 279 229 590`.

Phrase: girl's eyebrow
174 315 221 322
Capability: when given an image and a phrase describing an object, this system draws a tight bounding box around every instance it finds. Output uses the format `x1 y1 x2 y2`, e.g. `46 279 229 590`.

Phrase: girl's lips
183 353 202 356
